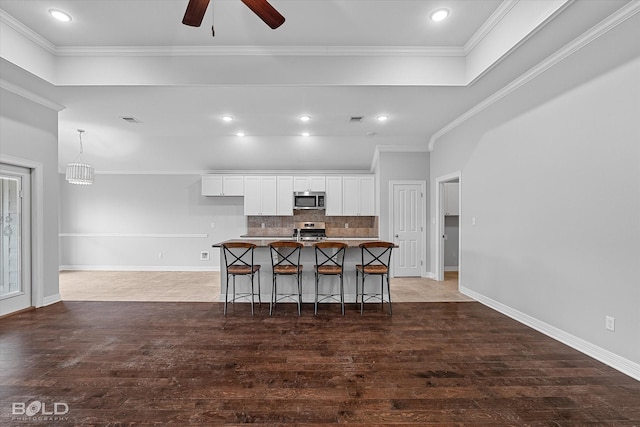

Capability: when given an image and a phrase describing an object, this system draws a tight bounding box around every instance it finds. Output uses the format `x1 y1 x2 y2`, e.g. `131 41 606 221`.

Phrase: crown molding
464 0 519 54
1 7 464 58
0 9 56 54
428 0 640 152
0 79 64 111
57 169 373 175
53 45 465 58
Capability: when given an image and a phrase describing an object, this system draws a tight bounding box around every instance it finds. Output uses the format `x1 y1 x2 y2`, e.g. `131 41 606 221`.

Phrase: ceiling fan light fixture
49 9 72 22
430 8 450 22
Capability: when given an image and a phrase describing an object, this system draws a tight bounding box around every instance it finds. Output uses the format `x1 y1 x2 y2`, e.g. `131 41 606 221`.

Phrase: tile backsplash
247 211 378 238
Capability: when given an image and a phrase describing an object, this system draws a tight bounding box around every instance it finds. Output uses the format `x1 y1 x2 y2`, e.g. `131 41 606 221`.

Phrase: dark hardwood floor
1 301 639 426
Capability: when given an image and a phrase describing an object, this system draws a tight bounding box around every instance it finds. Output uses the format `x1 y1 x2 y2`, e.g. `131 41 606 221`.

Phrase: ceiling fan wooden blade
182 0 211 27
240 0 285 29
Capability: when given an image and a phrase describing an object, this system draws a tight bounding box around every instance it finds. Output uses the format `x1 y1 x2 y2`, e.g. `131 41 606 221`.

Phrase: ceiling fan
182 0 285 34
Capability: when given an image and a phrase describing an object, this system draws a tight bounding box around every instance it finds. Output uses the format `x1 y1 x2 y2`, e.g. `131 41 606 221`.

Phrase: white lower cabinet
244 176 277 216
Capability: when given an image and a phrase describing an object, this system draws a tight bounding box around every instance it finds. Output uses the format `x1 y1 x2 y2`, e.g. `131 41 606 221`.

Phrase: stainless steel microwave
293 192 325 210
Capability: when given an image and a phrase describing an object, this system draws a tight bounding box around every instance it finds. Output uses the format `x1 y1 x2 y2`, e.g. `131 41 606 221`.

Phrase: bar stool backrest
314 241 348 272
269 241 303 272
222 242 257 272
359 241 394 274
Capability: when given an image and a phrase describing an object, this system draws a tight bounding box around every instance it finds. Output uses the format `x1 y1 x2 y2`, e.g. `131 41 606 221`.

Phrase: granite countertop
240 234 378 240
213 238 389 248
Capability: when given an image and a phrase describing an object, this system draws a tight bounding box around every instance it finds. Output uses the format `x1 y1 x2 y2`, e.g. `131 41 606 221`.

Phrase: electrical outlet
261 223 265 228
158 252 163 259
605 315 615 331
210 222 216 228
345 223 349 229
200 251 210 261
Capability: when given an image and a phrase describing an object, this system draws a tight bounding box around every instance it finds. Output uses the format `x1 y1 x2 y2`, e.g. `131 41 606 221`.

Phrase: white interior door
0 164 31 316
391 182 423 277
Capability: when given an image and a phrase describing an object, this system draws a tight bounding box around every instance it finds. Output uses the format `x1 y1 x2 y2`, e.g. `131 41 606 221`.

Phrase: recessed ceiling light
49 9 72 22
301 132 310 137
430 8 449 22
221 115 234 122
299 115 311 122
236 132 245 137
377 115 389 122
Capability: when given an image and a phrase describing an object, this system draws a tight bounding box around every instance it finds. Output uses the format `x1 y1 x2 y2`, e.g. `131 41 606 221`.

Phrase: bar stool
221 242 261 315
313 241 348 315
356 241 394 315
269 241 304 315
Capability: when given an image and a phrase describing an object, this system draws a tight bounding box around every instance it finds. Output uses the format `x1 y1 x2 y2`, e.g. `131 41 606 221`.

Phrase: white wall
377 150 430 271
430 48 640 375
59 174 246 270
0 89 60 303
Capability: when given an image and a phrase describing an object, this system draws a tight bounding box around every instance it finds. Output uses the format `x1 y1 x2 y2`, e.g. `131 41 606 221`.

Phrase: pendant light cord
75 129 85 162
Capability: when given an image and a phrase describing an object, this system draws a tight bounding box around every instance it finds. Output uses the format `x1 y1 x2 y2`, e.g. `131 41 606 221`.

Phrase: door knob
395 234 399 238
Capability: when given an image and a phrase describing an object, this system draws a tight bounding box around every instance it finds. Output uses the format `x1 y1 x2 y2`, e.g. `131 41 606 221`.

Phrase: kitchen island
212 238 393 305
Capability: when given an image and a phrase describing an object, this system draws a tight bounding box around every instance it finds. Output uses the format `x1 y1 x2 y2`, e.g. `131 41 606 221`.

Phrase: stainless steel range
294 221 326 242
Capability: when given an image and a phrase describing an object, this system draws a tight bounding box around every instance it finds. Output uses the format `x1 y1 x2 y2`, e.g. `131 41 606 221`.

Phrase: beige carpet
59 270 472 302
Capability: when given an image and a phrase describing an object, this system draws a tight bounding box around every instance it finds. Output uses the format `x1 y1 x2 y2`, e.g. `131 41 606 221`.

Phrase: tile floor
59 271 473 303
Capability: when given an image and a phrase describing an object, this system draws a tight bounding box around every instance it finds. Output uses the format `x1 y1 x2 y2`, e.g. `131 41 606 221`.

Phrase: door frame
435 171 461 282
388 180 427 277
0 154 44 309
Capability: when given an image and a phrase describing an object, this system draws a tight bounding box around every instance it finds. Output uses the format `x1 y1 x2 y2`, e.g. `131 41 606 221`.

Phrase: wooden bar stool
313 241 348 315
356 241 394 315
221 242 261 315
269 241 304 315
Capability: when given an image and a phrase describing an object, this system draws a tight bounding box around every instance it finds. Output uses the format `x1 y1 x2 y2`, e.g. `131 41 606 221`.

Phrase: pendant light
65 129 95 185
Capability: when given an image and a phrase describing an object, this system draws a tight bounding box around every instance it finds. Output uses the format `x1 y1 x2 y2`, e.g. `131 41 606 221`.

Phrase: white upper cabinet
244 176 277 216
325 176 343 216
293 176 326 192
201 175 244 196
204 173 376 217
359 176 376 215
342 175 375 216
342 176 359 216
444 182 459 216
276 176 294 216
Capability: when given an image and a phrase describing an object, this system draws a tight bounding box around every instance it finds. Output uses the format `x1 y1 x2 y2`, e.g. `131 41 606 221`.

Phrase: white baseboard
42 293 61 306
59 265 221 272
444 266 459 272
460 286 640 382
424 272 436 279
